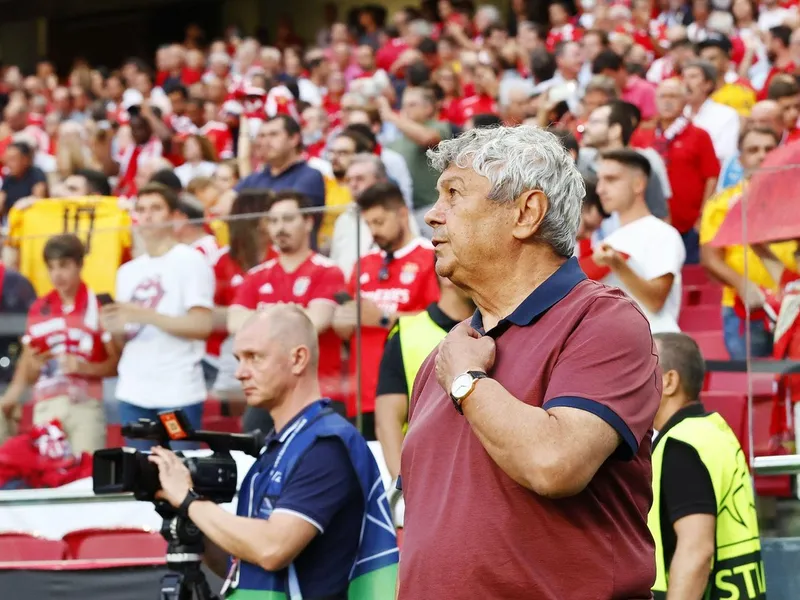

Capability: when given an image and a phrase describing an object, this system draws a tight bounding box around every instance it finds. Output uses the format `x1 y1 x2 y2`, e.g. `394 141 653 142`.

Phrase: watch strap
178 489 202 518
451 371 488 415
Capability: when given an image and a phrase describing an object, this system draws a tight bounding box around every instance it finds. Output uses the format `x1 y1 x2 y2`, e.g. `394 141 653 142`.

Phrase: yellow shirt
319 178 352 252
699 183 797 307
7 196 132 296
210 219 229 247
711 82 756 117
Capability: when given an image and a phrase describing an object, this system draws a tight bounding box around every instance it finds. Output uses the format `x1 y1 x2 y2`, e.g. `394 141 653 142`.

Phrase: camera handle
156 503 221 600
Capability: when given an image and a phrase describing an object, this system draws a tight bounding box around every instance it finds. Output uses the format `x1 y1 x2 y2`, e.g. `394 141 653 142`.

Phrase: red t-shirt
232 253 346 401
399 261 659 599
25 283 109 403
452 94 499 127
346 239 440 416
631 123 720 233
375 38 409 73
759 62 797 100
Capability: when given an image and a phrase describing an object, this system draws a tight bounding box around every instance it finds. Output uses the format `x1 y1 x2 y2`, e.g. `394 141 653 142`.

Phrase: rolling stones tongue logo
126 276 165 340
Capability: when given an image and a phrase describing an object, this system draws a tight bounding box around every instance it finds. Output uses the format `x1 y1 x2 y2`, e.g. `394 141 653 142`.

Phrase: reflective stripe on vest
649 412 765 600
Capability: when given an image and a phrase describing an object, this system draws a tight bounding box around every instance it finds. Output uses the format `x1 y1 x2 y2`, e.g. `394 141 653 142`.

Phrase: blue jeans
722 307 774 360
117 401 205 451
681 229 700 265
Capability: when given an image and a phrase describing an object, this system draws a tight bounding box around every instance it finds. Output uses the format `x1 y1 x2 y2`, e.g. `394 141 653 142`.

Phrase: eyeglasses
379 252 393 282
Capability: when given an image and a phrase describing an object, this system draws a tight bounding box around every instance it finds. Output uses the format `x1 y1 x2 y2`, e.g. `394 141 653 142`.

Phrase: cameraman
148 305 398 599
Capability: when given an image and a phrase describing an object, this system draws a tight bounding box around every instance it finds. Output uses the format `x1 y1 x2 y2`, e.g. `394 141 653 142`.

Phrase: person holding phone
0 234 120 453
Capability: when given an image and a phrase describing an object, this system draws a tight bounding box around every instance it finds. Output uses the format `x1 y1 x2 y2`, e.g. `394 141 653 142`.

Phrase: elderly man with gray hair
398 126 660 599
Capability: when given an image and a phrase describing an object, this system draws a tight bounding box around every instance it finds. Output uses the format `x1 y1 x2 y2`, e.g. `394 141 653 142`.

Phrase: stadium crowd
0 0 797 483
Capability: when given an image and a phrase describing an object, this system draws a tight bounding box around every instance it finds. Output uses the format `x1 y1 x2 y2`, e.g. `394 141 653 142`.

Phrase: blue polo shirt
235 161 325 209
238 400 364 597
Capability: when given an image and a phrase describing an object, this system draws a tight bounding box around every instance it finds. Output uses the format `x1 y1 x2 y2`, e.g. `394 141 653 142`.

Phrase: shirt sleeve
376 328 409 397
661 438 717 522
181 251 214 310
542 294 661 458
231 273 259 309
273 437 362 533
304 169 326 208
32 168 47 185
699 194 727 246
642 225 686 281
308 265 345 305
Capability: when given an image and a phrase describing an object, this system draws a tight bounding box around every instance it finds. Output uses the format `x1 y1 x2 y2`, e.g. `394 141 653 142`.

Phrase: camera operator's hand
148 446 194 508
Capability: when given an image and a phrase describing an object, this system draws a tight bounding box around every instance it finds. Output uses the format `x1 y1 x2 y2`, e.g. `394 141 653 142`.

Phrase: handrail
753 455 800 476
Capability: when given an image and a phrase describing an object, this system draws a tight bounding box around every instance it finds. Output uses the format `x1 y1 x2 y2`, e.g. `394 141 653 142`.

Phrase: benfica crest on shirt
293 276 311 297
400 262 419 285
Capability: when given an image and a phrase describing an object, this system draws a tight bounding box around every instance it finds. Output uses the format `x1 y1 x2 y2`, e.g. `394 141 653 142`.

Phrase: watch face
451 373 474 399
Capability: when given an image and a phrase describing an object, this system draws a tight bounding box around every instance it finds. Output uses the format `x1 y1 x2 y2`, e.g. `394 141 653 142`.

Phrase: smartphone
97 293 115 306
334 292 353 305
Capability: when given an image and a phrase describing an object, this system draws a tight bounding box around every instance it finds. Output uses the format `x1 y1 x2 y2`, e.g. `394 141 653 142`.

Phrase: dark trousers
681 229 700 265
349 411 376 441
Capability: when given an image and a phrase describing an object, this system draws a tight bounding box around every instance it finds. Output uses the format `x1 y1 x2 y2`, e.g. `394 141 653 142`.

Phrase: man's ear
511 189 548 241
662 369 681 397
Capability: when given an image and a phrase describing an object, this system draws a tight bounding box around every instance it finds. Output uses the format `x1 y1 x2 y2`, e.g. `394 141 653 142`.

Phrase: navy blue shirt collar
470 257 587 337
263 398 331 449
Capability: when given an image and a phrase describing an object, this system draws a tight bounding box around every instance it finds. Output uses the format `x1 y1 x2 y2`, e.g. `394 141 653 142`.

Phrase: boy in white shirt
594 149 686 333
102 182 214 449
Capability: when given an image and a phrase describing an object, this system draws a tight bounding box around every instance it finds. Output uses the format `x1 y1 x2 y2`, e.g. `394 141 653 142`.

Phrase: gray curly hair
427 126 585 256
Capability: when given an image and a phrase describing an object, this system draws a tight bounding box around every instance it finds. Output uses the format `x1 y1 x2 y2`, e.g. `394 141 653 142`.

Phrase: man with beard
333 182 439 440
229 190 346 433
319 131 372 253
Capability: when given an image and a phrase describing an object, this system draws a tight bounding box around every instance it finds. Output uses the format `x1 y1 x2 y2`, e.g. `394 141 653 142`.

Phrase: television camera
93 410 264 600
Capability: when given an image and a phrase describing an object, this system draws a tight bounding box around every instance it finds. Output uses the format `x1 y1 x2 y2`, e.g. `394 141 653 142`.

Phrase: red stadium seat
701 392 748 448
678 305 723 332
706 371 776 397
62 528 166 560
691 331 729 360
682 265 712 287
0 532 67 561
682 284 723 307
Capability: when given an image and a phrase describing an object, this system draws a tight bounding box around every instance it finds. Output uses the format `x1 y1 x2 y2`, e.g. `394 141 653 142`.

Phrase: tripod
156 504 220 600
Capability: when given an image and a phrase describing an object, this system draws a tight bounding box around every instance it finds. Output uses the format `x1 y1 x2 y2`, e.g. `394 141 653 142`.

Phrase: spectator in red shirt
760 25 796 100
453 63 500 125
332 182 439 440
631 78 720 263
229 190 345 434
0 234 119 454
210 190 278 404
593 49 658 122
766 74 800 141
399 124 659 600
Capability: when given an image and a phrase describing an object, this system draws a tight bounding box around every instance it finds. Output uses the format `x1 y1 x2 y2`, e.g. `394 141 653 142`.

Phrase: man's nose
425 200 445 228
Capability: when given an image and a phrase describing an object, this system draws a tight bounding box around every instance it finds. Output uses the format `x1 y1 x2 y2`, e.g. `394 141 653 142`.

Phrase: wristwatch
178 488 203 518
450 371 488 415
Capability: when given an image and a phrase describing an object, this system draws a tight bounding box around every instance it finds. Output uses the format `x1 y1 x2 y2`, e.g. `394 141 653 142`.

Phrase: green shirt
389 120 453 210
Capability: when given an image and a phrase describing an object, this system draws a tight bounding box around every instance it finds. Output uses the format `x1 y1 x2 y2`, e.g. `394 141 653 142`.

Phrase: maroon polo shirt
398 257 660 600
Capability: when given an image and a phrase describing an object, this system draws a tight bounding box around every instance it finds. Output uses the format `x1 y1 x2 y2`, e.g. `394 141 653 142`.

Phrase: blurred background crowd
0 0 797 505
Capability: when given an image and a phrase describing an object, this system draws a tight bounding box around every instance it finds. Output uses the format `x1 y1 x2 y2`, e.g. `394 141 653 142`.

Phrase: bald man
148 305 398 598
717 100 784 193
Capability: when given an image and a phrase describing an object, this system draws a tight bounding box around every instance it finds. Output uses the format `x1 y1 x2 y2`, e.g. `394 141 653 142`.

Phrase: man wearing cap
698 33 757 117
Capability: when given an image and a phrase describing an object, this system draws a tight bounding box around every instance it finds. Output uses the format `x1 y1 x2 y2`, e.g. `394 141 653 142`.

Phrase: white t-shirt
601 215 685 333
115 244 214 408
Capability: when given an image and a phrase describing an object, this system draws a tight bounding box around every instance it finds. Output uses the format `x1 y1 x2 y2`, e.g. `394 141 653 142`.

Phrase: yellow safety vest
649 412 765 600
386 310 448 433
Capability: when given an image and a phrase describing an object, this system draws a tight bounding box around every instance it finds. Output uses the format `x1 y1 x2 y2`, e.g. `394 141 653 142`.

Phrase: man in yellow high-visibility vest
375 274 473 481
650 332 765 600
